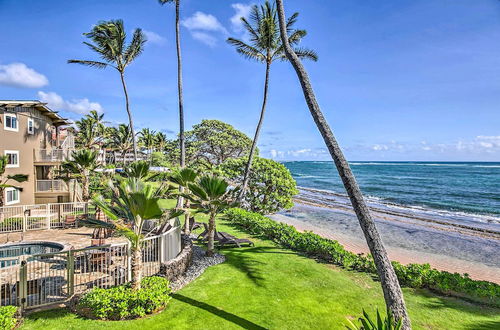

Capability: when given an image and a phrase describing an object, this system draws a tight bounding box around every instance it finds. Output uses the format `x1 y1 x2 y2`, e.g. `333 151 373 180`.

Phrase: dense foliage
225 208 500 307
0 306 18 330
77 276 171 320
220 157 298 214
165 120 254 168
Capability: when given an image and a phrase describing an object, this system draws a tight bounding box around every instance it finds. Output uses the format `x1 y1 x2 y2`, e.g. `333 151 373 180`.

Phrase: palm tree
60 150 99 201
0 156 28 207
107 124 134 165
167 167 198 234
75 110 107 150
183 175 238 256
274 0 410 328
68 20 146 161
228 1 317 203
83 177 183 290
154 132 168 152
158 0 185 170
138 128 156 163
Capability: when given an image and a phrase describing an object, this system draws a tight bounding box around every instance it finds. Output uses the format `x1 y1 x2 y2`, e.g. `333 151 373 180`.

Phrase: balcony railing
34 149 73 162
36 180 68 192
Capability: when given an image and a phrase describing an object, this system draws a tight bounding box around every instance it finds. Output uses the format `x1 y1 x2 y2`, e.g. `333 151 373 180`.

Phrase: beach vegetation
106 124 134 166
220 157 298 214
68 19 146 160
0 306 18 330
77 276 171 320
227 0 317 203
58 149 99 201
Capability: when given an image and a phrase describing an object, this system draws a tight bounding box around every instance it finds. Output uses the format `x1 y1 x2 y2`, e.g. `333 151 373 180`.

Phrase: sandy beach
269 200 500 284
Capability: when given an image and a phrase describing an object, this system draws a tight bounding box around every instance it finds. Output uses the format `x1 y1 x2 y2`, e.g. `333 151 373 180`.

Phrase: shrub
78 276 171 320
0 306 18 330
225 208 500 307
346 309 402 330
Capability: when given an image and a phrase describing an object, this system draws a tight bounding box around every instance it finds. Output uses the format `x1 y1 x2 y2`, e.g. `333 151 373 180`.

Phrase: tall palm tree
83 177 183 290
0 156 28 207
227 1 317 202
275 0 410 328
60 150 99 201
167 167 198 234
183 175 238 256
68 20 146 161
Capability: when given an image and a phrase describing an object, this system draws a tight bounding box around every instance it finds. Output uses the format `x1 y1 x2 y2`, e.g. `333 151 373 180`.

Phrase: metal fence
0 225 181 310
0 202 89 233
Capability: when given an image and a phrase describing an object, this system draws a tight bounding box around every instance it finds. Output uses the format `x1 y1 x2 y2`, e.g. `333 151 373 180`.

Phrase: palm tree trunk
82 171 90 202
206 213 216 257
119 71 138 161
275 1 411 328
131 247 142 290
183 199 191 234
238 60 271 203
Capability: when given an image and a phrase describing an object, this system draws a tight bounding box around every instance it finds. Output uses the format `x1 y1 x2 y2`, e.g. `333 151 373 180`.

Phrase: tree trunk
275 1 411 328
119 71 138 161
238 61 271 204
82 171 90 202
183 199 191 235
131 247 142 290
206 214 216 257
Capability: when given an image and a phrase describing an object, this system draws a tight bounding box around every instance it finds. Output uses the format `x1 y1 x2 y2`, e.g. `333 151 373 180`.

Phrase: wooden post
67 250 75 297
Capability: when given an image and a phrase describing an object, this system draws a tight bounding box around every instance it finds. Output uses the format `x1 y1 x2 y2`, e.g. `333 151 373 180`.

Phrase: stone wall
160 235 193 282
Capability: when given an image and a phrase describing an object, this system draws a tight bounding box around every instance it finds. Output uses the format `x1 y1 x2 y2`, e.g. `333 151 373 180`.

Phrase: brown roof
0 100 71 126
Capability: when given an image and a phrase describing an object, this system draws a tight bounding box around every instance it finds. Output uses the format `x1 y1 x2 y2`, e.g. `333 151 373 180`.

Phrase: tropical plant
346 309 402 330
228 0 316 202
183 175 238 256
154 131 168 152
274 0 410 327
167 167 198 234
138 128 156 163
106 124 134 165
82 177 182 289
68 19 146 160
59 150 99 201
0 305 18 330
0 156 28 207
75 110 107 150
220 157 297 214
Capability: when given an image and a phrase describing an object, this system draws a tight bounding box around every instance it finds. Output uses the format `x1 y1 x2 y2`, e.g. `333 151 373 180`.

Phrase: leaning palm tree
0 156 28 207
167 167 198 234
275 0 410 328
60 150 99 201
228 0 317 203
68 20 146 161
183 175 238 256
82 177 183 290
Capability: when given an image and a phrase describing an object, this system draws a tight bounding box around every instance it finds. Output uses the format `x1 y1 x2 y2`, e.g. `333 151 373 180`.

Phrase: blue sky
1 0 500 161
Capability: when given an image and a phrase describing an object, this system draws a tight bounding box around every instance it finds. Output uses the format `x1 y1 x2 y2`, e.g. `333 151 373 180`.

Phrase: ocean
282 161 500 229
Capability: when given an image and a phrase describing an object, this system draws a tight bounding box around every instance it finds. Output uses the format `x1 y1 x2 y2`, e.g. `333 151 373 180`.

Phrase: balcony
34 149 72 163
35 180 69 193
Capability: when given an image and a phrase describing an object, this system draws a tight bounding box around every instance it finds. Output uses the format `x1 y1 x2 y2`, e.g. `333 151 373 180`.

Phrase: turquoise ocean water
282 161 500 228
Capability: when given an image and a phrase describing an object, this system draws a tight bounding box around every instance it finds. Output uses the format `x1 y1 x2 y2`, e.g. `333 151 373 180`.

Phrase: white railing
35 180 68 192
0 225 182 309
34 149 73 163
0 202 89 233
60 135 75 150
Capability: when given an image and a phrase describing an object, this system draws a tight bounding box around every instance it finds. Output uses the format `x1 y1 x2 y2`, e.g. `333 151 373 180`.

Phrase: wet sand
269 201 500 284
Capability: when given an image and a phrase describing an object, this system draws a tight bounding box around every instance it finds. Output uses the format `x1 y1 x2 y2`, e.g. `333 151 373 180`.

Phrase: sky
1 0 500 161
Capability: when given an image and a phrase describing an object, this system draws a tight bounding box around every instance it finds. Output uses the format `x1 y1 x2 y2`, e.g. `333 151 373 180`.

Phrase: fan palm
59 150 99 201
0 156 28 207
275 0 410 328
167 167 198 234
82 177 183 290
68 19 146 161
227 0 317 203
183 175 238 256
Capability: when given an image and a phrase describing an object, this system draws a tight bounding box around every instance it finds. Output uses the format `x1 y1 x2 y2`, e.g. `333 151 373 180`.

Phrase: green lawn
22 209 500 329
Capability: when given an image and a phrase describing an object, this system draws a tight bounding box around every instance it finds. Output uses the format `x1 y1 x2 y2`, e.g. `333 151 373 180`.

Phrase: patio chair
86 250 113 272
63 215 76 228
187 217 202 232
218 232 254 248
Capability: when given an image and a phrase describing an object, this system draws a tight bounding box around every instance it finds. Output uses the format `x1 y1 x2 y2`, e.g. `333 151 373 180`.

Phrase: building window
5 188 20 205
28 118 34 134
4 114 18 132
4 150 19 168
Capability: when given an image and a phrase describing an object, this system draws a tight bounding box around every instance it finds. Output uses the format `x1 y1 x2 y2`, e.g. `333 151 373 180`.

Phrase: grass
21 202 500 329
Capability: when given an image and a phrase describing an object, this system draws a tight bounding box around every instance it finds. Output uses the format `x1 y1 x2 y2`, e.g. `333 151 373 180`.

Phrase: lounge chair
197 223 254 248
63 215 76 228
187 217 202 232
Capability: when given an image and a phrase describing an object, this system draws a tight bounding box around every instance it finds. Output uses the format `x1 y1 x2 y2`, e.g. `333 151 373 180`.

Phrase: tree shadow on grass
222 247 267 287
172 293 267 330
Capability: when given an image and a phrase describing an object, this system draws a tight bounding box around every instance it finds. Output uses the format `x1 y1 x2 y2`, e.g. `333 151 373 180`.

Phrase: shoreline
269 201 500 284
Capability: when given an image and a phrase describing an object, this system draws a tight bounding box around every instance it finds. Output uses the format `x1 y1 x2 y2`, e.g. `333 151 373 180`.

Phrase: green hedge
225 208 500 306
0 306 18 330
77 276 171 320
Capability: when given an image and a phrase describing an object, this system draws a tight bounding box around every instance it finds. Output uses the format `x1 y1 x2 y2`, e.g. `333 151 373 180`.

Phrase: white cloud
230 3 252 32
191 31 218 47
372 144 388 151
0 63 49 88
37 91 103 115
143 30 166 46
182 12 227 33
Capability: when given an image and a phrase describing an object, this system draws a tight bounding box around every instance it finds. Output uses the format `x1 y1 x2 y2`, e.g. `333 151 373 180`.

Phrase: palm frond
67 59 108 69
124 28 147 66
227 38 265 61
292 47 318 62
